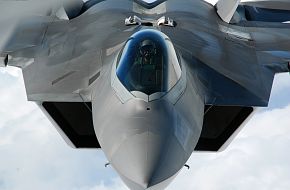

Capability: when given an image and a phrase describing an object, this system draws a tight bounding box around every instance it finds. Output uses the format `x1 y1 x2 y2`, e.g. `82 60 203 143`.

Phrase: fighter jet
0 0 289 189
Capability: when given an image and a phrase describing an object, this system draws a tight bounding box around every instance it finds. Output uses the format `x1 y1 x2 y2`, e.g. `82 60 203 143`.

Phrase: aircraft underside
0 0 290 189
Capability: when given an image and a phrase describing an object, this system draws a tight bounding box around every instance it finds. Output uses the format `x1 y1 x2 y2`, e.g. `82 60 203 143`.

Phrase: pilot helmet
139 40 156 60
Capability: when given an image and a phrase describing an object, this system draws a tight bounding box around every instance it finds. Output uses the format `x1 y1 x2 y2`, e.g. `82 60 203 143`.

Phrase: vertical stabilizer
216 0 241 23
62 0 84 19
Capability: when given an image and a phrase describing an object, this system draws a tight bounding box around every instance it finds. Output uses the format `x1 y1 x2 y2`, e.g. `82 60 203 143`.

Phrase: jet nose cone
111 123 171 189
97 100 200 190
94 99 202 190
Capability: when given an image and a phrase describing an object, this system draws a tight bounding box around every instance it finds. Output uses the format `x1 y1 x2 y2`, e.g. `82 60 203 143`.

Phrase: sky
1 0 290 190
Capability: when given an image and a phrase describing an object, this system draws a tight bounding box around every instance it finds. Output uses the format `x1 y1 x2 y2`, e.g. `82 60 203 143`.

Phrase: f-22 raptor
0 0 290 189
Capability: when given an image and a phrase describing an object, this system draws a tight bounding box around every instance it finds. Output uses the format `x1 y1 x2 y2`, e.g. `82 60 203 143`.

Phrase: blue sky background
0 0 290 189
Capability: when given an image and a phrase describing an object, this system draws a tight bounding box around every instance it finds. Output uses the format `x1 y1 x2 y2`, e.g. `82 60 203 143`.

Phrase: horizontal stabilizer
243 5 290 22
241 0 290 10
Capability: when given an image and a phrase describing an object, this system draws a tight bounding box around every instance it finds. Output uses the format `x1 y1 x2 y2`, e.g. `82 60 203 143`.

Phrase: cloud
168 104 290 190
143 0 217 5
267 74 290 109
1 67 290 190
74 179 128 190
0 67 121 190
205 0 218 5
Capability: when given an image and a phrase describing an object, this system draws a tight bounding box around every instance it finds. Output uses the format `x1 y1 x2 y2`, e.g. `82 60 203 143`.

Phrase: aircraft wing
161 0 289 107
0 0 137 148
0 0 135 102
241 0 290 11
0 1 53 61
235 1 290 52
161 0 289 151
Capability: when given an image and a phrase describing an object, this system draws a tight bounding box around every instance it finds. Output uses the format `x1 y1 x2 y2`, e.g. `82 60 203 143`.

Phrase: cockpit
116 29 181 96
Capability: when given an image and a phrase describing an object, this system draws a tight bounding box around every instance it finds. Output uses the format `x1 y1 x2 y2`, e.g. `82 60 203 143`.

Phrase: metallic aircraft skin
0 0 289 189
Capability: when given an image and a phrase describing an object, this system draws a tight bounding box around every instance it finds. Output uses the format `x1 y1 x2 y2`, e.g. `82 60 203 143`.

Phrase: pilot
139 40 156 65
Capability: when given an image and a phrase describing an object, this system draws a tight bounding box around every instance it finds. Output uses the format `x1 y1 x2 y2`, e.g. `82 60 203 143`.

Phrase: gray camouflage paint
0 0 289 189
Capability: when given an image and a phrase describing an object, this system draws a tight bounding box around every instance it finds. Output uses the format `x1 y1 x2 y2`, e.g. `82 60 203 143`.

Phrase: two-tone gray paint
0 0 290 189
